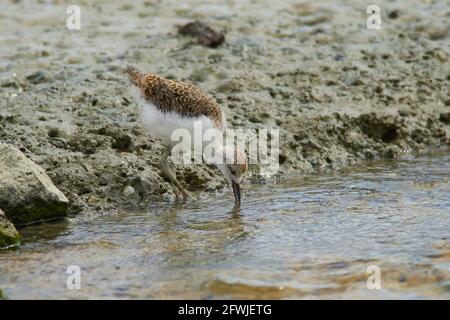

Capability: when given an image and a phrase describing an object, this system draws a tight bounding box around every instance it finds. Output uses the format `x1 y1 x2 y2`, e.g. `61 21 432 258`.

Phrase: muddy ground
0 0 449 215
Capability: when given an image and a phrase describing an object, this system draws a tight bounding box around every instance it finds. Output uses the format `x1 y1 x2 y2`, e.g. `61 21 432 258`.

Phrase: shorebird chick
125 65 247 204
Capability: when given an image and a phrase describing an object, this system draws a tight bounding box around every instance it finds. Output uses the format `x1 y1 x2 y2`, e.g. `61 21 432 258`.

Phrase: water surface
1 152 449 299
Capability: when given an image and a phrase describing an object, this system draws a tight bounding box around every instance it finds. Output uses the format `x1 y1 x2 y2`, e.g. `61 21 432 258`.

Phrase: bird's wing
142 75 224 128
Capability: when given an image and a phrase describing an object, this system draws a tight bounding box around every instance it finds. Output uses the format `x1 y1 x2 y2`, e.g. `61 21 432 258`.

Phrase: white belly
130 87 217 147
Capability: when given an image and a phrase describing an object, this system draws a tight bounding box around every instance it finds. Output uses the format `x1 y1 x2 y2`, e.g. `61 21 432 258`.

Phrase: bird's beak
232 181 241 204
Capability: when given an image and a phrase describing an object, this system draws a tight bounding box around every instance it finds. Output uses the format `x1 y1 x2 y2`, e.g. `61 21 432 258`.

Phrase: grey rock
25 70 48 84
0 143 69 226
0 208 20 249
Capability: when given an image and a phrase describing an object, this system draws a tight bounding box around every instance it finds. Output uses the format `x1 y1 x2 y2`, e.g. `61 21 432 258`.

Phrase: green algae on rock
0 209 20 249
0 143 69 226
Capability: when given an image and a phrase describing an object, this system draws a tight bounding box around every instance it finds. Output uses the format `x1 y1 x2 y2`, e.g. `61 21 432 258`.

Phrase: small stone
26 70 48 84
178 21 225 48
388 10 400 19
123 186 135 197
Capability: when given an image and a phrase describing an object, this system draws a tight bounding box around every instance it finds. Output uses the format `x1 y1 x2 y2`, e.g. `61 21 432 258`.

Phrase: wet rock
0 209 20 249
383 146 400 159
364 149 378 160
0 143 69 226
25 70 48 84
178 21 225 48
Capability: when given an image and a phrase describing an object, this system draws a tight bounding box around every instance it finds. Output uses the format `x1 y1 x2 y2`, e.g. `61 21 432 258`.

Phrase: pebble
26 71 48 84
178 21 225 48
123 186 135 197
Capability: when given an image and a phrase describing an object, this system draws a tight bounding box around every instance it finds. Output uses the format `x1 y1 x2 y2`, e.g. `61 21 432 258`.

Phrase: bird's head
215 147 248 204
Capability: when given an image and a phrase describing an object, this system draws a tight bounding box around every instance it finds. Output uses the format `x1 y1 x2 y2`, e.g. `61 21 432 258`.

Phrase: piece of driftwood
178 21 225 48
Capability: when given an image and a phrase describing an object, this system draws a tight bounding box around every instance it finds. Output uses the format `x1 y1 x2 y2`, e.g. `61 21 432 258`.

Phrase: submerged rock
0 143 69 226
0 209 20 249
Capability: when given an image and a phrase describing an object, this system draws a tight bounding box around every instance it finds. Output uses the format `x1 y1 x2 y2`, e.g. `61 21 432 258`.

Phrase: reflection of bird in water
125 65 247 205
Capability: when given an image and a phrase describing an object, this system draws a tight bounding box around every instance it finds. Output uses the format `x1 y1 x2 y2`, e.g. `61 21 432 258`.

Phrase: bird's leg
159 146 191 202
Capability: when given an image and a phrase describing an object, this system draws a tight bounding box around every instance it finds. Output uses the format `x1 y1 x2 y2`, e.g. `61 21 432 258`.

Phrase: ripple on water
0 152 449 299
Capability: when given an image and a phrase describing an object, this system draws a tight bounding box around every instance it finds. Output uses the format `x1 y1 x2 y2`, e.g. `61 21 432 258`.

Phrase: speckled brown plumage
125 65 224 129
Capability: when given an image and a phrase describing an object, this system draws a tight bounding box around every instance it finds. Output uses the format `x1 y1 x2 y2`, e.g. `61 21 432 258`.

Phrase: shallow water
1 151 449 299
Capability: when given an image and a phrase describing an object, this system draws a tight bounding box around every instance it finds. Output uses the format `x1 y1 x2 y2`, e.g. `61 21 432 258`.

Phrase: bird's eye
229 168 236 175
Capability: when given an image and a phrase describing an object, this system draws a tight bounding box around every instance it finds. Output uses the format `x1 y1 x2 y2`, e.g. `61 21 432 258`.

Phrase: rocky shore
0 0 449 246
